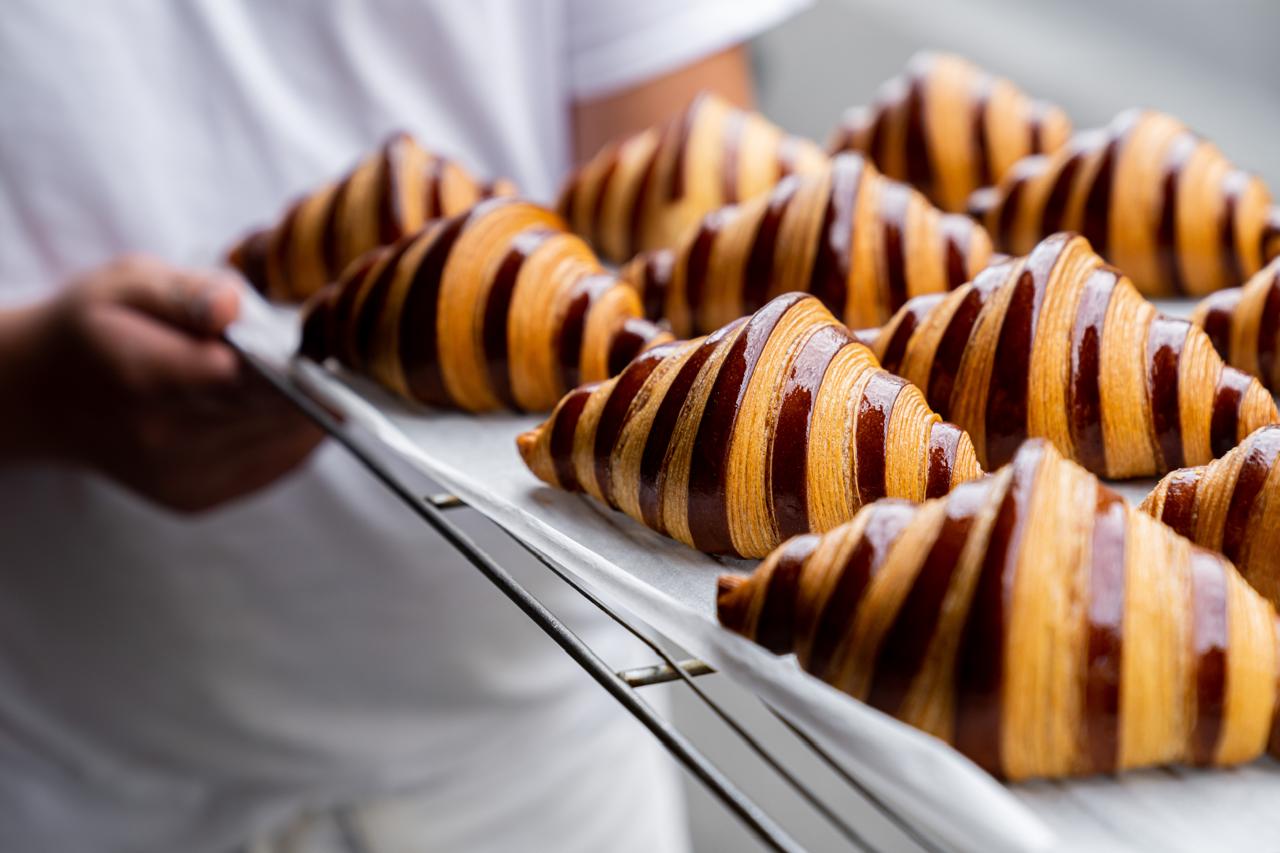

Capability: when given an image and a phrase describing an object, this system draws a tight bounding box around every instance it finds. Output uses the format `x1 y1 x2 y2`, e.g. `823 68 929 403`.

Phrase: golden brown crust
557 92 828 264
1192 257 1280 393
1142 425 1280 610
517 292 981 558
828 52 1071 214
228 132 516 302
298 199 671 413
862 232 1279 477
970 110 1280 297
719 439 1280 779
619 153 993 337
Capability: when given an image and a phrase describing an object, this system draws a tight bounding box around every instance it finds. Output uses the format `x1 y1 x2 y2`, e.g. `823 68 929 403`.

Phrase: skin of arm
571 44 756 165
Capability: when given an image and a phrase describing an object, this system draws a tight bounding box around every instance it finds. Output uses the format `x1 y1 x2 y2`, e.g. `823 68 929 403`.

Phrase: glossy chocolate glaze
926 284 989 411
683 208 733 331
1198 289 1238 362
866 482 982 715
770 325 854 540
549 387 592 492
742 179 798 314
925 422 963 499
267 200 300 297
941 214 975 288
1146 317 1189 471
902 71 933 197
635 250 674 322
1189 551 1229 765
757 534 818 654
588 151 619 251
687 294 801 553
854 372 907 507
424 153 446 219
1155 132 1199 295
1084 486 1127 773
299 285 338 361
592 343 672 507
808 155 863 320
1209 368 1253 459
320 174 350 276
806 501 915 681
482 227 558 409
637 320 742 532
1220 427 1280 562
400 214 469 406
954 441 1043 774
995 172 1024 250
879 181 914 312
377 136 405 245
1078 128 1126 259
1219 170 1249 290
352 237 415 371
969 73 994 188
665 102 698 202
332 244 387 367
1257 269 1280 388
878 293 940 374
720 109 746 204
1039 151 1083 237
556 273 616 392
1158 469 1201 540
626 132 663 256
607 316 664 378
1067 267 1117 474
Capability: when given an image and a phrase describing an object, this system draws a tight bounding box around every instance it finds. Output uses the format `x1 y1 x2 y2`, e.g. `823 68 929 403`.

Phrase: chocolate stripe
401 214 469 405
940 214 974 289
880 294 943 374
377 137 404 244
1257 271 1280 389
953 441 1043 775
1189 551 1229 765
353 237 415 371
482 227 558 409
637 320 743 532
1146 317 1189 471
927 283 988 412
1084 486 1127 773
626 138 662 257
996 175 1025 250
1209 368 1253 458
969 74 994 189
866 483 983 714
1158 469 1201 540
557 273 616 392
549 387 592 492
720 109 747 204
1198 290 1238 361
666 101 698 201
1219 171 1248 290
808 155 863 320
770 326 853 540
607 316 663 378
925 422 964 499
756 535 818 654
880 182 914 312
684 209 732 331
687 295 803 553
742 180 798 314
1067 268 1117 473
855 372 907 506
1220 428 1280 563
424 155 445 219
321 176 350 276
1155 133 1199 295
1039 151 1082 237
1080 137 1120 258
807 501 916 681
637 250 674 322
903 72 932 195
592 344 672 508
588 148 620 249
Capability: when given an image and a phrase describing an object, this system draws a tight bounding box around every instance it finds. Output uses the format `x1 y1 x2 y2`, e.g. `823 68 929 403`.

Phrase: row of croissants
226 53 1280 782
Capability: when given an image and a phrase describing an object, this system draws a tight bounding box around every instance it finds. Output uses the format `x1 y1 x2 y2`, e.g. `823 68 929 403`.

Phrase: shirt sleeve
565 0 810 101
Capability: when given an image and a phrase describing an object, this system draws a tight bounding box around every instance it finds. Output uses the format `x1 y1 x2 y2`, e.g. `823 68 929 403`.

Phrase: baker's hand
0 254 324 512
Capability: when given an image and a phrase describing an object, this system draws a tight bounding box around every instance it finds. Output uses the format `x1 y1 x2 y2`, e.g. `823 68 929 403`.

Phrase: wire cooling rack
232 340 946 853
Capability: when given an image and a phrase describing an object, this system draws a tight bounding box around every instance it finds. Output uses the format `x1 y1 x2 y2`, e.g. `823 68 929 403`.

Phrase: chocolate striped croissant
517 292 981 558
557 92 827 264
719 439 1280 780
1193 257 1280 393
621 153 994 337
299 198 670 413
828 52 1072 214
229 133 516 302
1143 425 1280 611
969 109 1280 297
861 232 1278 478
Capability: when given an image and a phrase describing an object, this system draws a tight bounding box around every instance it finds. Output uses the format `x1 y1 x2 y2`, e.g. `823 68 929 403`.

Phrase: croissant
299 198 670 413
1193 257 1280 393
860 232 1278 477
718 438 1280 780
968 109 1280 297
229 133 516 302
557 92 828 264
620 153 994 337
827 52 1072 214
1142 425 1280 611
517 292 981 558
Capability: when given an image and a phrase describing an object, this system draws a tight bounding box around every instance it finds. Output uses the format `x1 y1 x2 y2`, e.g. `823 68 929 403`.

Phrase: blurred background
669 1 1280 848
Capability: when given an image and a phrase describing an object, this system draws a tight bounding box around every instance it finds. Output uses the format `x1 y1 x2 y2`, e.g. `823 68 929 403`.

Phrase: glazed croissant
861 232 1278 477
1193 257 1280 393
1143 425 1280 611
719 439 1280 780
558 93 827 265
517 292 981 558
299 198 670 413
621 153 994 337
827 52 1072 214
229 133 516 302
969 109 1280 297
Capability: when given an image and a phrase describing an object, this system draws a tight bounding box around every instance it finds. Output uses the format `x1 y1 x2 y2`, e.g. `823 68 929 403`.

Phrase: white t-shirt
0 1 804 852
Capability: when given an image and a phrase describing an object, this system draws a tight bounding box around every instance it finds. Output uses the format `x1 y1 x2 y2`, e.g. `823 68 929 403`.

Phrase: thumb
106 257 241 337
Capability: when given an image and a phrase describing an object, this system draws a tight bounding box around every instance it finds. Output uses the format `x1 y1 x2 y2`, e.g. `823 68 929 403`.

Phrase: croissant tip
515 429 539 468
716 574 751 633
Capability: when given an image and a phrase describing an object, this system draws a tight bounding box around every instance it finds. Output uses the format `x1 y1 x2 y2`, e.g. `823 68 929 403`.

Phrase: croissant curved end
715 574 752 634
515 429 539 471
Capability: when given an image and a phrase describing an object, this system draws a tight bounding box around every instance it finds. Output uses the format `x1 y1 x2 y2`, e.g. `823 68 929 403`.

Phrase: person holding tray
0 2 807 850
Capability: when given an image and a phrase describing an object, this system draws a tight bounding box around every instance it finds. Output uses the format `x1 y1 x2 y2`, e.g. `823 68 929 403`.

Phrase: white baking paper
230 292 1280 853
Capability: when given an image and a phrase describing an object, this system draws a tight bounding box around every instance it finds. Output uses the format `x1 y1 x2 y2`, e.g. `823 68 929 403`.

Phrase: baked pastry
1193 257 1280 392
299 198 670 413
969 109 1280 297
557 92 827 264
718 438 1280 780
517 292 981 558
229 132 516 302
621 152 994 336
860 232 1278 477
1142 425 1280 610
827 52 1072 213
